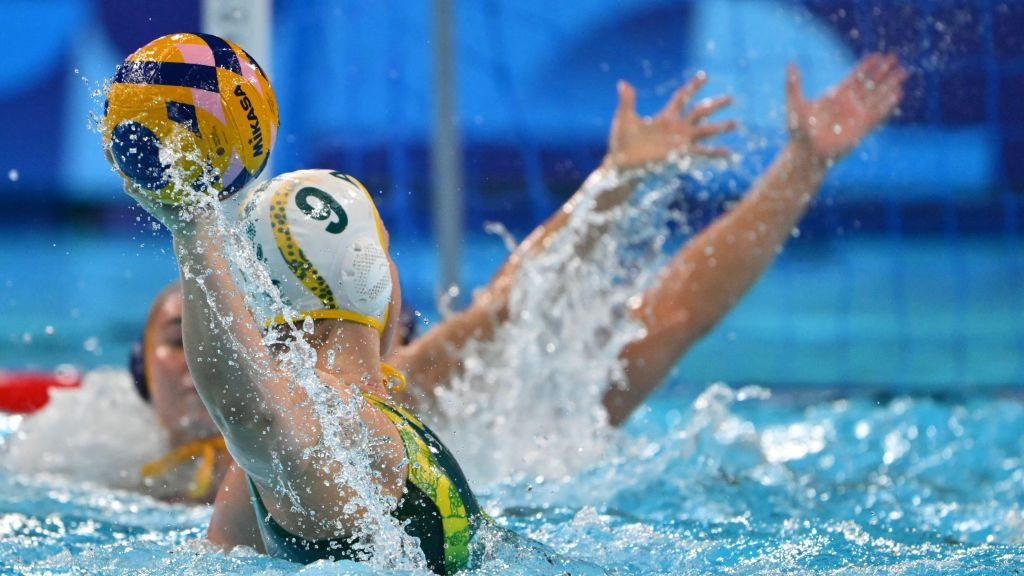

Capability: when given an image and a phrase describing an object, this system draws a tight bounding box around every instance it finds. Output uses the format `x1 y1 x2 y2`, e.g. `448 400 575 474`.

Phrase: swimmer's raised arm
606 53 907 422
121 190 317 480
392 73 737 406
513 73 736 259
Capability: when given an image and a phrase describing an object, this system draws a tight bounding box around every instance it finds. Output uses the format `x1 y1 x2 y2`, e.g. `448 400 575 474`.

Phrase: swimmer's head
241 169 401 354
130 283 219 443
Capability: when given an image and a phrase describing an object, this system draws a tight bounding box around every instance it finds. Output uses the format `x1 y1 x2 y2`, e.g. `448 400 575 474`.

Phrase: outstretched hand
603 72 738 171
787 53 907 162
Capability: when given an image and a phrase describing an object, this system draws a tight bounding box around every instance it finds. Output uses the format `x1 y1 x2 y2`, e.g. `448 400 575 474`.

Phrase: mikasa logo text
234 84 264 157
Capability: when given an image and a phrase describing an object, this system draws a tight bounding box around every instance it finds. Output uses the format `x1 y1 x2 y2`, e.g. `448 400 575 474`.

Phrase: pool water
2 197 1023 573
2 380 1023 574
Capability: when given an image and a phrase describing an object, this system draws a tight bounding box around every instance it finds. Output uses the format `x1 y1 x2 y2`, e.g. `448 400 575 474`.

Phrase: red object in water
0 371 82 413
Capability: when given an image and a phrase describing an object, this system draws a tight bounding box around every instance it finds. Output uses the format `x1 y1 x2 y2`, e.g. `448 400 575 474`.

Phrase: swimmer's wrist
596 155 648 182
163 202 219 236
786 138 833 173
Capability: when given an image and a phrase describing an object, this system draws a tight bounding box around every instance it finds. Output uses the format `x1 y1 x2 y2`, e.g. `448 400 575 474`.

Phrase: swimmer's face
145 289 218 442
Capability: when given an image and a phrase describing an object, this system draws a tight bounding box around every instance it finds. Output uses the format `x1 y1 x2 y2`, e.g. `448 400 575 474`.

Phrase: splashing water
2 369 166 491
432 155 728 485
6 375 1024 574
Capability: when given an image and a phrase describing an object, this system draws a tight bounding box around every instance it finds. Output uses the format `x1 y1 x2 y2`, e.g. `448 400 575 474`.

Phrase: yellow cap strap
265 308 384 334
140 436 227 500
381 363 407 392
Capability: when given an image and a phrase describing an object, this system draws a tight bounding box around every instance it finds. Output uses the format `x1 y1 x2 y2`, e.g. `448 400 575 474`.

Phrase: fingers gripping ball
102 33 278 204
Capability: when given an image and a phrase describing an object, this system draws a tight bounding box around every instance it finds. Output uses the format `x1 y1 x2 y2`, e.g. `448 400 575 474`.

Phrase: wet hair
129 337 149 402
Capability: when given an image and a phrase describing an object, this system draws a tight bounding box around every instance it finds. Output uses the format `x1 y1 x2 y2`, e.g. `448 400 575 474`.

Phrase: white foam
2 368 167 491
431 160 711 485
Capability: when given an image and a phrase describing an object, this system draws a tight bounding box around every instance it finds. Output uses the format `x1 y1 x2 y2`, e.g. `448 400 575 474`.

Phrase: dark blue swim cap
398 305 417 346
129 337 150 402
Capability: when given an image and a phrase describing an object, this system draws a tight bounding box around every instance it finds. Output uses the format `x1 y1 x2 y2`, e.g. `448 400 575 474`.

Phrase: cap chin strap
381 363 407 392
140 436 227 501
265 307 388 335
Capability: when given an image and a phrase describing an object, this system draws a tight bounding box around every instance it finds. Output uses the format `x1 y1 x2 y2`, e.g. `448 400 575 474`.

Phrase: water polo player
127 52 902 498
119 55 902 570
389 54 906 427
124 168 501 572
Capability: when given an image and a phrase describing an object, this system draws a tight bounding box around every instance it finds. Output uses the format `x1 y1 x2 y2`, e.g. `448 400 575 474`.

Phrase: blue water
2 230 1024 574
2 385 1024 574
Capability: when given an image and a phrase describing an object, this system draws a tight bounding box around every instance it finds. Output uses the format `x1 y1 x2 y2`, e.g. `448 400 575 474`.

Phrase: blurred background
0 0 1021 393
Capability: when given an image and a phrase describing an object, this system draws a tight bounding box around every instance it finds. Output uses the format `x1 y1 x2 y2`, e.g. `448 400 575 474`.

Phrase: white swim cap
240 169 393 333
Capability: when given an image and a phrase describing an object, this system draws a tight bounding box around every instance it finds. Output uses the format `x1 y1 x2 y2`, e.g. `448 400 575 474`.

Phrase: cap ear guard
129 337 150 402
339 237 393 318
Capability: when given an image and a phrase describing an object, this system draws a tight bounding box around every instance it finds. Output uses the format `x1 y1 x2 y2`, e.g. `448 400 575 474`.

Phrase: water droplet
8 169 18 182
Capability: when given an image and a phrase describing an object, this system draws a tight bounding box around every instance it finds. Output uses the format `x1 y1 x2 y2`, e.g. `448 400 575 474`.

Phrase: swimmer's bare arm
606 54 908 423
392 73 738 407
131 203 312 477
126 195 407 539
208 463 265 553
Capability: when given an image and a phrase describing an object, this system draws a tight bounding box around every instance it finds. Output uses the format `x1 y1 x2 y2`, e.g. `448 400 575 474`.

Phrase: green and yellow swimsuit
248 392 484 575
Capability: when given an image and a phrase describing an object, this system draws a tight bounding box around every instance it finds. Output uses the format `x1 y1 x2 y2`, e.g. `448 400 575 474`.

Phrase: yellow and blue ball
103 33 278 204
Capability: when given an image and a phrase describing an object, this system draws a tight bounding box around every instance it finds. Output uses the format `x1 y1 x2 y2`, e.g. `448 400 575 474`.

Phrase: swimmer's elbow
213 401 275 434
197 379 291 459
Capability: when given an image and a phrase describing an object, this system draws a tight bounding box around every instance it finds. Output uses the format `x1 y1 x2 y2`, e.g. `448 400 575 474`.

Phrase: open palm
787 53 907 161
604 72 737 170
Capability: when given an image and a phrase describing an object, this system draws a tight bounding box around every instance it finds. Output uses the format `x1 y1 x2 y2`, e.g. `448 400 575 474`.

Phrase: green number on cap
295 187 348 234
